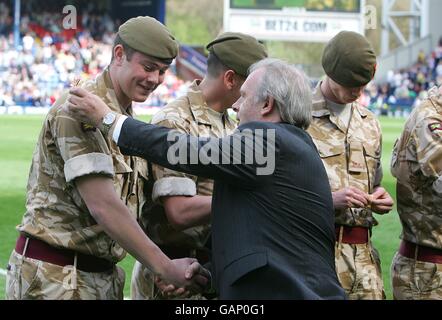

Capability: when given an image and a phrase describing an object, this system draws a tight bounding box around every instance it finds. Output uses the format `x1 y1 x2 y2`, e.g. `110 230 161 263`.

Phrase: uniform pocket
413 260 440 293
317 145 346 191
363 144 381 188
6 253 40 300
112 154 133 174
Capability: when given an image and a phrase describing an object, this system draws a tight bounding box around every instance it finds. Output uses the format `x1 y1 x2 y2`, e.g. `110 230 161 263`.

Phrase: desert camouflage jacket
391 86 442 249
307 84 383 228
18 68 147 262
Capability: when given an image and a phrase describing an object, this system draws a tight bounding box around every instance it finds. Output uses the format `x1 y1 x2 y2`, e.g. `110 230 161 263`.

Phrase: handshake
155 258 213 298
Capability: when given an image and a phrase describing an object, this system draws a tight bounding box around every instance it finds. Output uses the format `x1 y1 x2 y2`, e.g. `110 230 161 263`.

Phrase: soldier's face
119 51 170 103
329 78 365 104
233 68 265 124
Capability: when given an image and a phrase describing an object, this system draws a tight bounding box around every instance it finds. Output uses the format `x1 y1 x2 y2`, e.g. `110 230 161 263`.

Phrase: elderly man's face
232 68 265 125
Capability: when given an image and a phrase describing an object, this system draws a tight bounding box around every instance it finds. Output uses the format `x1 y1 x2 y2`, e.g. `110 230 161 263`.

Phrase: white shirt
112 115 128 143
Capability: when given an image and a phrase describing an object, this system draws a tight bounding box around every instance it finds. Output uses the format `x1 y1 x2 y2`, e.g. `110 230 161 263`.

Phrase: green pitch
0 114 405 299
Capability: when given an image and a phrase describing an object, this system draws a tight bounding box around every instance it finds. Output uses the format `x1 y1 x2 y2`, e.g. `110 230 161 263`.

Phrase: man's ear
113 45 125 66
223 70 237 90
261 96 275 116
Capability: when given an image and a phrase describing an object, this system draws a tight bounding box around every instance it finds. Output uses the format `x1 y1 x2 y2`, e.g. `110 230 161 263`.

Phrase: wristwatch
100 112 117 136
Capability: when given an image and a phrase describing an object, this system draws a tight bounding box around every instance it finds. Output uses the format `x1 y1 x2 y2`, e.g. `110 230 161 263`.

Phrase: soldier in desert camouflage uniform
5 16 208 300
131 32 268 300
391 86 442 300
307 31 394 300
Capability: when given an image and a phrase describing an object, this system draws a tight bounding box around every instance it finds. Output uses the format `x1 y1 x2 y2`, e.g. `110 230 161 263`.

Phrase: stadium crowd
361 37 442 117
1 0 442 117
0 1 188 109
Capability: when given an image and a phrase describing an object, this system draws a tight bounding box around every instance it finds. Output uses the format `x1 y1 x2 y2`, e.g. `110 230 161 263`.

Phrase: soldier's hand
160 258 210 294
370 187 394 214
332 187 370 210
154 277 191 299
154 261 211 298
66 87 111 127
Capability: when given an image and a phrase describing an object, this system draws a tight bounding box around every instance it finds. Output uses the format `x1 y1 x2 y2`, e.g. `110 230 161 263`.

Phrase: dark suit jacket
117 118 346 300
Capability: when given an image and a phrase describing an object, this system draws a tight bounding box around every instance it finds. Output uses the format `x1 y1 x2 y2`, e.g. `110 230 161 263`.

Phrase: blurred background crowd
0 1 189 109
1 0 442 117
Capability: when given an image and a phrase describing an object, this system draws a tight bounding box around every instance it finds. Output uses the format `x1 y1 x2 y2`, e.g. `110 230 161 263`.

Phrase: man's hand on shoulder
67 87 111 127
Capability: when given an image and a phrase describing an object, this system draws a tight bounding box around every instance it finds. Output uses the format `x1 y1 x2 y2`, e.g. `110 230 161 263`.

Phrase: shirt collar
312 82 367 119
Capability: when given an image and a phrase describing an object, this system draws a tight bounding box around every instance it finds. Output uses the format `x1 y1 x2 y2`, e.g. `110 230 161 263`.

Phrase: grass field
0 114 406 299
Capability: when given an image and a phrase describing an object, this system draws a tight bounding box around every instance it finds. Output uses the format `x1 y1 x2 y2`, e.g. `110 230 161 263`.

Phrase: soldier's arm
415 116 442 193
162 196 212 231
55 108 208 292
75 174 208 290
150 116 212 230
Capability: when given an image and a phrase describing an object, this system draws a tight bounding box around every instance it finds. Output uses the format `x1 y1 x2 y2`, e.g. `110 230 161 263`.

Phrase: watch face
103 112 116 125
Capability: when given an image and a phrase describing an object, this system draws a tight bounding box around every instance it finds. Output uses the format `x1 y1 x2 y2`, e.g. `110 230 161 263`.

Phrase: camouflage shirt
140 80 237 249
18 68 147 262
307 84 383 227
391 87 442 249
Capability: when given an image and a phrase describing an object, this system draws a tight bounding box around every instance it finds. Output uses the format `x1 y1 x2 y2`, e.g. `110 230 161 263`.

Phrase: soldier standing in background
5 16 207 300
307 31 394 300
391 85 442 299
131 32 268 299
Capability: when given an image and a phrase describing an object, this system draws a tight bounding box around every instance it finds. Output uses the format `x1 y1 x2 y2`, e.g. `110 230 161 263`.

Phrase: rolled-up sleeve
64 153 114 183
152 176 197 202
150 116 199 202
54 111 115 183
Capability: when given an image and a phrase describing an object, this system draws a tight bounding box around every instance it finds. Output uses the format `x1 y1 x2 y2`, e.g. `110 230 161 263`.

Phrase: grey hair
249 58 312 129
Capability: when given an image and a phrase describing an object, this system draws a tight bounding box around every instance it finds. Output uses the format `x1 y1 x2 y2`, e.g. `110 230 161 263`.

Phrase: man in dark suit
68 58 346 300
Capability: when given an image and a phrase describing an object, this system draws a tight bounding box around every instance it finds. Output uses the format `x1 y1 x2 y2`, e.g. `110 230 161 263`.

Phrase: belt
15 234 115 272
335 225 369 244
399 240 442 264
159 245 210 265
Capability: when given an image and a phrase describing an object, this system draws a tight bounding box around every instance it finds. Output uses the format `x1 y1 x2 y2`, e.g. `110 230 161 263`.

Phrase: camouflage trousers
391 252 442 300
335 242 385 300
131 260 206 300
5 250 125 300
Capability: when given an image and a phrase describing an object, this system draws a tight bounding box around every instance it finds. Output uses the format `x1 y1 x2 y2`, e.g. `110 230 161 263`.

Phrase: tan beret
206 32 268 77
322 31 377 88
118 16 179 61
